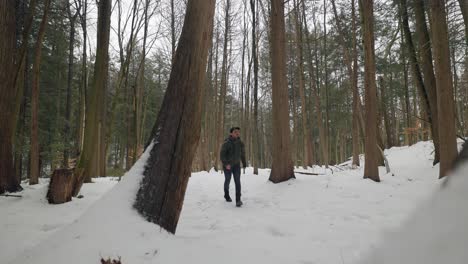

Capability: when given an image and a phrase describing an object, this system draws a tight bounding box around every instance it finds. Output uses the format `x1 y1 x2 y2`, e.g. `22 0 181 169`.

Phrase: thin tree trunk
414 0 440 164
429 0 458 178
293 0 313 168
215 0 231 171
77 0 87 157
30 0 52 185
269 0 295 183
251 0 261 175
360 0 380 182
134 0 216 234
64 2 78 168
458 0 468 47
302 1 327 166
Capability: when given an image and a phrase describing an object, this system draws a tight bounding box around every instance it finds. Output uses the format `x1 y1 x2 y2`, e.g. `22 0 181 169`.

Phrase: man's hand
226 164 231 170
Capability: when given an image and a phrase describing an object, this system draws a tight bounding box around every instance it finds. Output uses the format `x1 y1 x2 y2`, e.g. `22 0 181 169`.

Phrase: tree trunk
64 3 78 168
360 0 380 182
458 0 468 47
268 0 295 183
399 0 440 162
301 1 327 166
47 169 74 204
293 0 313 168
214 0 231 171
73 0 111 194
77 0 88 157
414 0 440 164
0 0 22 193
134 0 216 234
30 0 52 185
251 0 261 175
429 0 458 178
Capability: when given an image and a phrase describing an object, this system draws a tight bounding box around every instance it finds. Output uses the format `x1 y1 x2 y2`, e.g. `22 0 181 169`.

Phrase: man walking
220 127 247 207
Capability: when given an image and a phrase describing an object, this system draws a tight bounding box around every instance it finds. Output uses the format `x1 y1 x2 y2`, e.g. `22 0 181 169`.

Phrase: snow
1 141 464 264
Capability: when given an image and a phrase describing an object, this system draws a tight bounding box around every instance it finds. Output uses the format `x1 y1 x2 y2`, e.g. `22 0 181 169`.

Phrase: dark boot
224 195 232 202
236 200 243 207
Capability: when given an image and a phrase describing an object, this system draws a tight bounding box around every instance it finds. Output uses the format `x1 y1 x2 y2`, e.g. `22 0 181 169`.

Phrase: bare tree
73 0 112 195
30 0 52 185
430 0 458 178
269 0 295 183
134 0 216 234
0 0 22 193
360 0 380 182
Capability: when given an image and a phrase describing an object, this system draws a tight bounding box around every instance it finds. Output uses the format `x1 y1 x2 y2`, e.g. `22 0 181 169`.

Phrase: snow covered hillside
1 141 457 264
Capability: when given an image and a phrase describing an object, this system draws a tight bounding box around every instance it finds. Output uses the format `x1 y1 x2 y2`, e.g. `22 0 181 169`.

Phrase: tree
30 0 52 185
0 0 22 193
251 0 261 175
134 0 216 234
215 0 231 170
73 0 112 194
429 0 458 178
268 0 295 183
360 0 380 182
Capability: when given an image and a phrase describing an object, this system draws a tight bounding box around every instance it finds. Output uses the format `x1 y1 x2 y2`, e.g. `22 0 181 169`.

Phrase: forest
0 0 467 233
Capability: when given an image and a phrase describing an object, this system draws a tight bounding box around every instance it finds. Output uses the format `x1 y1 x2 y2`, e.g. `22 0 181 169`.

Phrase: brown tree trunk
268 0 295 183
30 0 52 185
64 3 78 168
414 0 440 164
0 0 22 193
251 0 261 175
360 0 380 182
134 0 216 234
73 0 111 194
399 0 440 163
47 169 74 204
301 1 326 166
77 0 88 157
214 0 231 171
458 0 468 47
429 0 458 178
293 0 313 168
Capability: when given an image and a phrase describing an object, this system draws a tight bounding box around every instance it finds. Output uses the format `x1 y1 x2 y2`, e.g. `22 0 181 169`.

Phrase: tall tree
413 0 440 164
0 0 22 193
251 0 261 174
77 0 88 156
360 0 380 182
399 0 440 164
269 0 295 183
134 0 216 234
30 0 52 185
429 0 458 178
293 0 313 168
73 0 112 194
64 0 80 167
215 0 231 170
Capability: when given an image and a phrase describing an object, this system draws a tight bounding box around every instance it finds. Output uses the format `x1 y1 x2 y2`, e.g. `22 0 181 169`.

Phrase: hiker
220 127 247 207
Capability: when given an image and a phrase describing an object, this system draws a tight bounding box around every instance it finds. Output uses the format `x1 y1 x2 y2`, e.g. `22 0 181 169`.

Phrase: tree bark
215 0 231 170
74 0 111 194
268 0 295 183
134 0 216 234
293 0 313 168
413 0 440 164
251 0 261 174
30 0 52 185
360 0 380 182
429 0 458 178
0 0 22 193
301 0 327 166
64 2 79 168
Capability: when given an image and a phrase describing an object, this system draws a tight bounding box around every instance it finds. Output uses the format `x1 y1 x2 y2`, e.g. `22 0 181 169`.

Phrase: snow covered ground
1 141 459 264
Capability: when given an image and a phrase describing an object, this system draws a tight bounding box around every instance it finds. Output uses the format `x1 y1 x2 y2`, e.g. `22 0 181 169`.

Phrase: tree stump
47 168 75 204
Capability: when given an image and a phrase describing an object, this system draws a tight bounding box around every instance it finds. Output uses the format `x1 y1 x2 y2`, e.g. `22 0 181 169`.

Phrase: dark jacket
220 136 247 168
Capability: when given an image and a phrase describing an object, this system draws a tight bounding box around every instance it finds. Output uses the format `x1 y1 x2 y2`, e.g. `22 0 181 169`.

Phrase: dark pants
224 164 241 202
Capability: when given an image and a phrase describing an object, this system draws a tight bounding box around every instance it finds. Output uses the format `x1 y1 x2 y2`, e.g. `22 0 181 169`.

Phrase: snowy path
2 141 443 264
